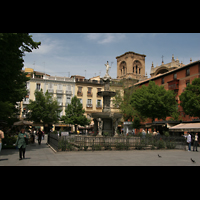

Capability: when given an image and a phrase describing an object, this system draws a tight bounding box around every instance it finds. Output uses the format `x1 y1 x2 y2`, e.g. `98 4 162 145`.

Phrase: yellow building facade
71 75 104 119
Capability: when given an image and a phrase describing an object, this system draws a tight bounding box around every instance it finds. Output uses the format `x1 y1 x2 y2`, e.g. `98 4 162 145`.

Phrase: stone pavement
0 135 199 166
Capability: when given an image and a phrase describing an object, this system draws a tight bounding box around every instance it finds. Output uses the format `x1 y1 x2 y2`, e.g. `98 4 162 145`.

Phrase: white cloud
99 33 115 44
31 43 55 54
86 33 102 40
85 33 126 44
30 33 66 55
131 33 167 38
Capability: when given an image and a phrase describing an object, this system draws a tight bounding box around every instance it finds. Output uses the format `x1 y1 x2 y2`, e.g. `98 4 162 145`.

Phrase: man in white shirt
182 132 191 151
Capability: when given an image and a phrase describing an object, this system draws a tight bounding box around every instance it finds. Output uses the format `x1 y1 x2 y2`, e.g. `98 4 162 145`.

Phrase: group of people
31 128 45 145
15 128 45 160
0 126 199 161
15 127 45 160
128 129 160 136
0 126 45 161
182 132 199 152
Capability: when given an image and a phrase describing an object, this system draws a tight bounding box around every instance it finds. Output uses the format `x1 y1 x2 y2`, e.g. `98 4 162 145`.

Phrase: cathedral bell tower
116 51 146 80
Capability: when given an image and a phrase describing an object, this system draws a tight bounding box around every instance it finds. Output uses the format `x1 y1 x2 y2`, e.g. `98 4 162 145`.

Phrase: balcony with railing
56 90 63 94
77 91 83 96
168 79 179 91
86 104 93 108
47 89 54 93
96 104 102 109
66 91 72 95
87 92 93 97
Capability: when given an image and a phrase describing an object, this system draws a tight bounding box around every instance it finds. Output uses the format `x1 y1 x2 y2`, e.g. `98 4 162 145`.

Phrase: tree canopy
130 81 177 122
27 90 61 125
180 78 200 118
61 96 90 133
112 79 139 121
0 33 41 121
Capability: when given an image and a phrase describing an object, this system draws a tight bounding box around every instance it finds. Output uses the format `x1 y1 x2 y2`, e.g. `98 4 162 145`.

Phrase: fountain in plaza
91 61 122 136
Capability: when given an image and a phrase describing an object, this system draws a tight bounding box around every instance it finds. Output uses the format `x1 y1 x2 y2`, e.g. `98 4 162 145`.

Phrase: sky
23 33 200 79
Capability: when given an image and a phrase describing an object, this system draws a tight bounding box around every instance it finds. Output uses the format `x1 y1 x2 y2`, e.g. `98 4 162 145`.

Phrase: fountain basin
91 61 122 136
91 112 122 119
91 112 122 136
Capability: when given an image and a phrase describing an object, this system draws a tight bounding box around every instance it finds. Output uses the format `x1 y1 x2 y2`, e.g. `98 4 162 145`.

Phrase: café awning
169 123 200 132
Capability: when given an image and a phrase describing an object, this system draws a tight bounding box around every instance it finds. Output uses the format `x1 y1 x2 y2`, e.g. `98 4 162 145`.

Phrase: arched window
133 60 142 75
123 66 126 74
120 61 127 76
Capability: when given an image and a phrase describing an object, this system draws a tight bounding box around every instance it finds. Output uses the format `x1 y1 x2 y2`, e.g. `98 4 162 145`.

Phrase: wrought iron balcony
56 89 63 94
168 79 179 90
86 104 93 108
47 89 54 93
66 91 72 95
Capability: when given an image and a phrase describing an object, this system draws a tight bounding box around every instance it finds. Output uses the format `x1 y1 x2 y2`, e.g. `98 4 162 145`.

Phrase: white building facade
20 68 75 120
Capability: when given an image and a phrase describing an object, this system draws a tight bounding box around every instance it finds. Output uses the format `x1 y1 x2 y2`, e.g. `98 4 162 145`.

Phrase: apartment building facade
133 59 200 131
71 75 104 119
20 68 75 120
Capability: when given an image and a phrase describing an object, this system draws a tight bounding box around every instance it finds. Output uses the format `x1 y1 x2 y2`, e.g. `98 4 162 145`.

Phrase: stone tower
116 51 146 80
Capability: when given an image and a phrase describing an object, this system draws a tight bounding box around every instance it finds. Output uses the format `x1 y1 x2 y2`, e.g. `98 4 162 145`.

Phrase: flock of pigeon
158 154 196 163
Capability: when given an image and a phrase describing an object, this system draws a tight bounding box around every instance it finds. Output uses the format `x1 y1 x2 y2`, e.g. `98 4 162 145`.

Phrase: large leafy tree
130 81 177 122
0 33 41 121
27 90 61 129
61 96 90 133
113 86 136 121
112 79 139 121
180 78 200 118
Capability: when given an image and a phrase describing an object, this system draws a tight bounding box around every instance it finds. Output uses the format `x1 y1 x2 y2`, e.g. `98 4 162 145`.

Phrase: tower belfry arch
116 51 146 80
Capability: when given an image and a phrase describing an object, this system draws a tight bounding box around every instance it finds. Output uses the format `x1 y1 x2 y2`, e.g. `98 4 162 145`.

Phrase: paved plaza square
0 136 199 166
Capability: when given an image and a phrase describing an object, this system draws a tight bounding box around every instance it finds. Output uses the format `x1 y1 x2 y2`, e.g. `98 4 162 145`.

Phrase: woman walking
15 127 29 160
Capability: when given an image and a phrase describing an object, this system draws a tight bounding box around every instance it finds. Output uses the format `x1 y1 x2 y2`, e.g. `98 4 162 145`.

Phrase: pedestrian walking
37 129 42 145
31 128 35 144
42 131 45 140
15 127 29 160
193 133 198 152
153 130 157 136
142 129 146 138
0 128 4 153
182 132 191 151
